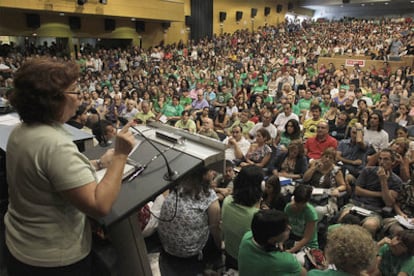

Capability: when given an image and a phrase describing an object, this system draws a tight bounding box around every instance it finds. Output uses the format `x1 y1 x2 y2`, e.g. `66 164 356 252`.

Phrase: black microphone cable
130 125 179 181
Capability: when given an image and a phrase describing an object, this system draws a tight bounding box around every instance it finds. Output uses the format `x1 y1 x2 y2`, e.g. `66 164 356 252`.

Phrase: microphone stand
89 107 109 147
131 126 179 181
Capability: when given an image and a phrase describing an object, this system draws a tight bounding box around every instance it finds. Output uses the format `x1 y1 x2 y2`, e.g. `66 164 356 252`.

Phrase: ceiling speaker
276 4 283 13
26 14 40 28
251 8 257 18
236 11 243 21
219 12 227 22
104 19 115 31
69 16 81 30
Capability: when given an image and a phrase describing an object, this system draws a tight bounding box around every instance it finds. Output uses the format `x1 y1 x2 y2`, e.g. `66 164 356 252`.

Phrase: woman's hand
240 161 251 167
114 122 137 157
330 188 340 197
99 149 114 168
377 237 391 247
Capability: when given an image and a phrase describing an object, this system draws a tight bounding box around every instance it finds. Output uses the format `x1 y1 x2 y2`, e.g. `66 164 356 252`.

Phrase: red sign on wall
345 59 366 67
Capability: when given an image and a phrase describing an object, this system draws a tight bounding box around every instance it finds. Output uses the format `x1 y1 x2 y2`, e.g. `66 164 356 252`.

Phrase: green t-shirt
297 98 312 112
308 269 351 276
279 132 294 148
161 103 184 117
252 84 268 94
320 102 330 116
263 95 274 104
179 96 192 107
366 93 381 105
379 244 414 276
221 195 259 259
284 202 319 249
327 223 341 232
292 104 301 116
238 231 302 276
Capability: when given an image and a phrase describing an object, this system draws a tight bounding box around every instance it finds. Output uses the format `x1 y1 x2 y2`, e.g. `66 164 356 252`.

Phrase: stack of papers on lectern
95 164 137 183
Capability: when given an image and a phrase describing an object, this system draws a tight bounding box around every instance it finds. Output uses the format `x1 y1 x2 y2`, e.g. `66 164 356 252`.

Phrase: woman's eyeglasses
64 91 82 95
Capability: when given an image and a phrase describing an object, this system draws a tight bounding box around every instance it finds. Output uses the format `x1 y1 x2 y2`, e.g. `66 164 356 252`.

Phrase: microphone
89 107 109 147
130 125 179 181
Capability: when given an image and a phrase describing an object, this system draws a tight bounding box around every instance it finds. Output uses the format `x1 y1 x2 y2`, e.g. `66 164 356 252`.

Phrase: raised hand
114 121 136 157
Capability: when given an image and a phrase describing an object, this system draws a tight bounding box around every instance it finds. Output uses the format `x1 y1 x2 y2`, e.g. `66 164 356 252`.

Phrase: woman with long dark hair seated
278 119 302 151
260 175 288 211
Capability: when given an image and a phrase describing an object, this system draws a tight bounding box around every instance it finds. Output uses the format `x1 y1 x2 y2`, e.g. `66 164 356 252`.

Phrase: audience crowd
2 16 414 275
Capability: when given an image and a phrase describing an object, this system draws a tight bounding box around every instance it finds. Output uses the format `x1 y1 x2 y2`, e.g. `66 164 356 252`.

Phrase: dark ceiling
296 0 414 19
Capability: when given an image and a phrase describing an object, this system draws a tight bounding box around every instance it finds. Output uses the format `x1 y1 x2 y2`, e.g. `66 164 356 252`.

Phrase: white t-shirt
223 136 251 161
274 112 299 133
249 123 278 140
364 128 389 152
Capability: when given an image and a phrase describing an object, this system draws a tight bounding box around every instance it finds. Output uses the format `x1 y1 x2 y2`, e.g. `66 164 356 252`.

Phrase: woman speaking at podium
4 58 136 275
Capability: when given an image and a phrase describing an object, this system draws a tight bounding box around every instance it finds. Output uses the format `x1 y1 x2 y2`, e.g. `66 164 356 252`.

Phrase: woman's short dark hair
92 120 113 144
395 125 408 136
287 139 305 157
72 104 87 119
251 209 288 249
232 165 263 207
311 104 322 112
293 184 312 203
321 147 337 161
10 58 79 124
357 99 367 106
397 229 414 256
180 165 211 200
257 128 271 141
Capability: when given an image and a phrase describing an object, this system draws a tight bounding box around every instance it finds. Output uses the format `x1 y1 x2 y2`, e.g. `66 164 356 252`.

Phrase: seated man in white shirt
223 125 251 165
249 111 278 141
274 102 299 133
